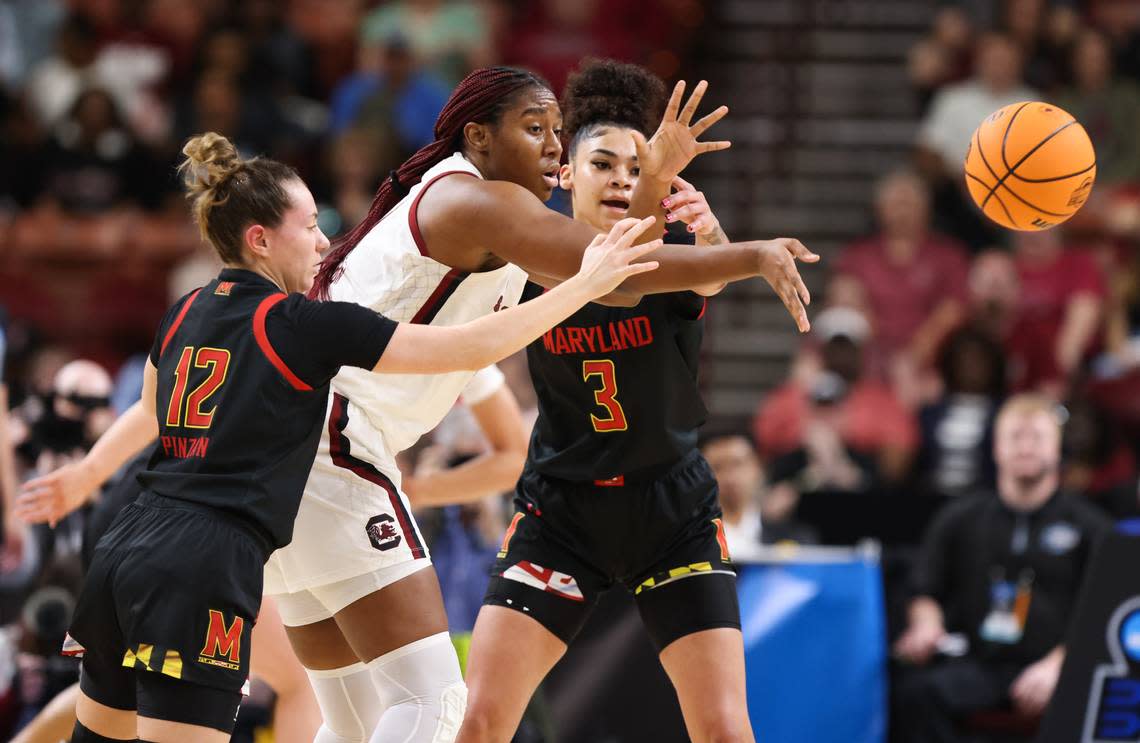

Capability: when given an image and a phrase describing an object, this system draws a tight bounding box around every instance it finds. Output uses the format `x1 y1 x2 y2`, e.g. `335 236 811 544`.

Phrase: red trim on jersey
327 393 425 558
408 170 478 257
253 294 313 391
410 268 469 325
159 288 202 357
697 298 708 321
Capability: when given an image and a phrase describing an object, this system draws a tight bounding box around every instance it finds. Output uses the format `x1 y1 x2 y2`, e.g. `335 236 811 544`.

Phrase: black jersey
139 268 396 551
911 491 1111 665
523 246 708 481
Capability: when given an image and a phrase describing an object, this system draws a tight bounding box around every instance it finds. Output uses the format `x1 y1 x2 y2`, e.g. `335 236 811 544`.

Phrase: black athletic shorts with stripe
67 493 267 732
483 450 741 650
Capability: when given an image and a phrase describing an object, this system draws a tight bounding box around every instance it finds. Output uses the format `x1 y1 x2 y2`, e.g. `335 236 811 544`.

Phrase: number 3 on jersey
582 359 628 432
165 346 231 429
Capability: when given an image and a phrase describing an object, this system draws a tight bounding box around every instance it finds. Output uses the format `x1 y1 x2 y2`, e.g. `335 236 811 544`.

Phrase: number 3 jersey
522 258 709 482
141 268 397 551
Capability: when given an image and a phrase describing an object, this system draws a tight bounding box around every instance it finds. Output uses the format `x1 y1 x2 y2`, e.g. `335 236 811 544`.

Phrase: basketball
964 101 1096 231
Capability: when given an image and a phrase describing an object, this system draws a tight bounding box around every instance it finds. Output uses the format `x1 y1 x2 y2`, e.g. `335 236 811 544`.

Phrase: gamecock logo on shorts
366 514 402 551
502 561 584 602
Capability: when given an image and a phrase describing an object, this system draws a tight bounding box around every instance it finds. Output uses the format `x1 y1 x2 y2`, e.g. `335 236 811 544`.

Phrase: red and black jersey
523 237 709 481
140 268 396 550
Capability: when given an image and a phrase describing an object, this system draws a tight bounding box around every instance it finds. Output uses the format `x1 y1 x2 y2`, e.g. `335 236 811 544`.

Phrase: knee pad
307 662 382 743
366 632 467 743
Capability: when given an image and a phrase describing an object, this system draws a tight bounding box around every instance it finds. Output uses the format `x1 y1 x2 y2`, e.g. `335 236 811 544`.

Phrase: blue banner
738 556 887 743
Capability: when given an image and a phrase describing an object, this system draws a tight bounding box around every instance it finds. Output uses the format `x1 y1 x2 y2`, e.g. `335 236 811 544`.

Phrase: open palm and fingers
634 80 730 184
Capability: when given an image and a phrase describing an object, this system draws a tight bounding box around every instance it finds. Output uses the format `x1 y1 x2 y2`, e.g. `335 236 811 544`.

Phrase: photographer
1 360 113 734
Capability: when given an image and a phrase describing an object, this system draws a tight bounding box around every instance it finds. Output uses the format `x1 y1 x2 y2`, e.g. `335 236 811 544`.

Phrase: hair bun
179 132 241 194
562 58 666 140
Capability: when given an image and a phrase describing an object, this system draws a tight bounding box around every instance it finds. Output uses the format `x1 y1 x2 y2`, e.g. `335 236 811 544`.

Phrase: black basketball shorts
483 451 741 651
66 493 266 732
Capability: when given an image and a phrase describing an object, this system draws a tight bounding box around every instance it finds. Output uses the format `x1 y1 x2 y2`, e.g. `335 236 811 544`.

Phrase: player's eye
592 161 610 170
529 125 542 134
631 167 641 176
553 127 563 136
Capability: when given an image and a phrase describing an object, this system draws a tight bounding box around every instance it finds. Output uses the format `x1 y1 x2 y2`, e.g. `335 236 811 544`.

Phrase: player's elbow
594 289 643 307
694 282 727 297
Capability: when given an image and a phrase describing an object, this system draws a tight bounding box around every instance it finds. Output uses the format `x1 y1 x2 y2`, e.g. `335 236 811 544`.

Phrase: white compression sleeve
308 662 383 743
366 632 467 743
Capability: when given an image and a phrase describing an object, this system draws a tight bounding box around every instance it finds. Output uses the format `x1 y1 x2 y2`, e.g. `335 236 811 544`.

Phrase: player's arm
17 362 160 527
405 382 529 507
423 177 815 331
375 217 661 374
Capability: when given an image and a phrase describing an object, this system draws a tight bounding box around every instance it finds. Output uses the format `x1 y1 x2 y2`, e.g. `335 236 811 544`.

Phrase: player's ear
558 163 573 191
244 224 270 260
462 121 492 155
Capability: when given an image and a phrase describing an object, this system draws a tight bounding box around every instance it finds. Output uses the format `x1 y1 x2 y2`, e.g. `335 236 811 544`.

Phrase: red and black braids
310 66 550 299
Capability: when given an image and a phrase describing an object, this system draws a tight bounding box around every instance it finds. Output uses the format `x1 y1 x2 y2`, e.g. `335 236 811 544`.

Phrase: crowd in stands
0 0 696 737
1 0 1140 739
739 1 1140 739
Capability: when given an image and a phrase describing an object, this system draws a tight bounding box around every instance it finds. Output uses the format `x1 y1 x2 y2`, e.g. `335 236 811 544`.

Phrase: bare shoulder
416 177 547 270
423 176 538 215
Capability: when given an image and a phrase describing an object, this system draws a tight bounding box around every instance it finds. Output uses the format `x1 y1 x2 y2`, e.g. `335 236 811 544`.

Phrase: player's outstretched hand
633 80 730 185
576 216 662 297
754 238 820 333
17 461 97 528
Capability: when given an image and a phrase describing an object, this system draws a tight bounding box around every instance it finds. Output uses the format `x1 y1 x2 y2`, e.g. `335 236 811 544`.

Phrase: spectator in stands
1006 230 1105 396
238 0 318 99
1094 0 1140 84
174 68 263 157
1061 398 1137 518
915 328 1006 498
916 33 1038 249
1056 28 1140 186
701 434 764 559
966 248 1021 344
907 7 974 112
327 34 449 154
1002 0 1073 92
1100 239 1140 374
918 33 1038 179
0 0 65 91
893 394 1113 741
319 128 385 238
360 0 493 86
23 15 116 129
833 169 970 377
32 87 159 214
754 307 919 492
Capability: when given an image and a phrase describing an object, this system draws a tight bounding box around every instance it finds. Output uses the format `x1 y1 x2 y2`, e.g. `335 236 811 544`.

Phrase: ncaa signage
1041 532 1140 743
1082 597 1140 741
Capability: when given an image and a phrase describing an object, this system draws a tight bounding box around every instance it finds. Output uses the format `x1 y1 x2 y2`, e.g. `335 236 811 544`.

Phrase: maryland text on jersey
540 315 654 356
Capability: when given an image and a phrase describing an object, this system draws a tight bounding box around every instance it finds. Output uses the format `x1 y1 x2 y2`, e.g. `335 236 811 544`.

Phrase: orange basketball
963 101 1096 231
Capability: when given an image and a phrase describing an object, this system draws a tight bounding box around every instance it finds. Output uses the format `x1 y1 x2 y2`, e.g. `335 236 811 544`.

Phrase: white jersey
264 152 528 595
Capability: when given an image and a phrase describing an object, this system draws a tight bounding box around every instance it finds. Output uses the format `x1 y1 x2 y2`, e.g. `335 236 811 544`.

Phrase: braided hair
311 66 550 299
561 58 666 160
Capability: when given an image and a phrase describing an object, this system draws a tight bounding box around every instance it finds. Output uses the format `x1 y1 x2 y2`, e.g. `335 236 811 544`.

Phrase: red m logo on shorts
199 610 243 664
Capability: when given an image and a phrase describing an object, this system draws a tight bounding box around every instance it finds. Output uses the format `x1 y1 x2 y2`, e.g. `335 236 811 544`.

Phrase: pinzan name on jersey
160 435 210 459
540 316 654 356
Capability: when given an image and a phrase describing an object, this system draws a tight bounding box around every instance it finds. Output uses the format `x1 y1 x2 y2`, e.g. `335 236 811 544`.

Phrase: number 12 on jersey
165 346 231 429
582 359 628 432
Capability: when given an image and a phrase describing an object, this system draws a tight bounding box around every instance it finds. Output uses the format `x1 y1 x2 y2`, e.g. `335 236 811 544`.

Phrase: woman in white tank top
271 63 821 743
